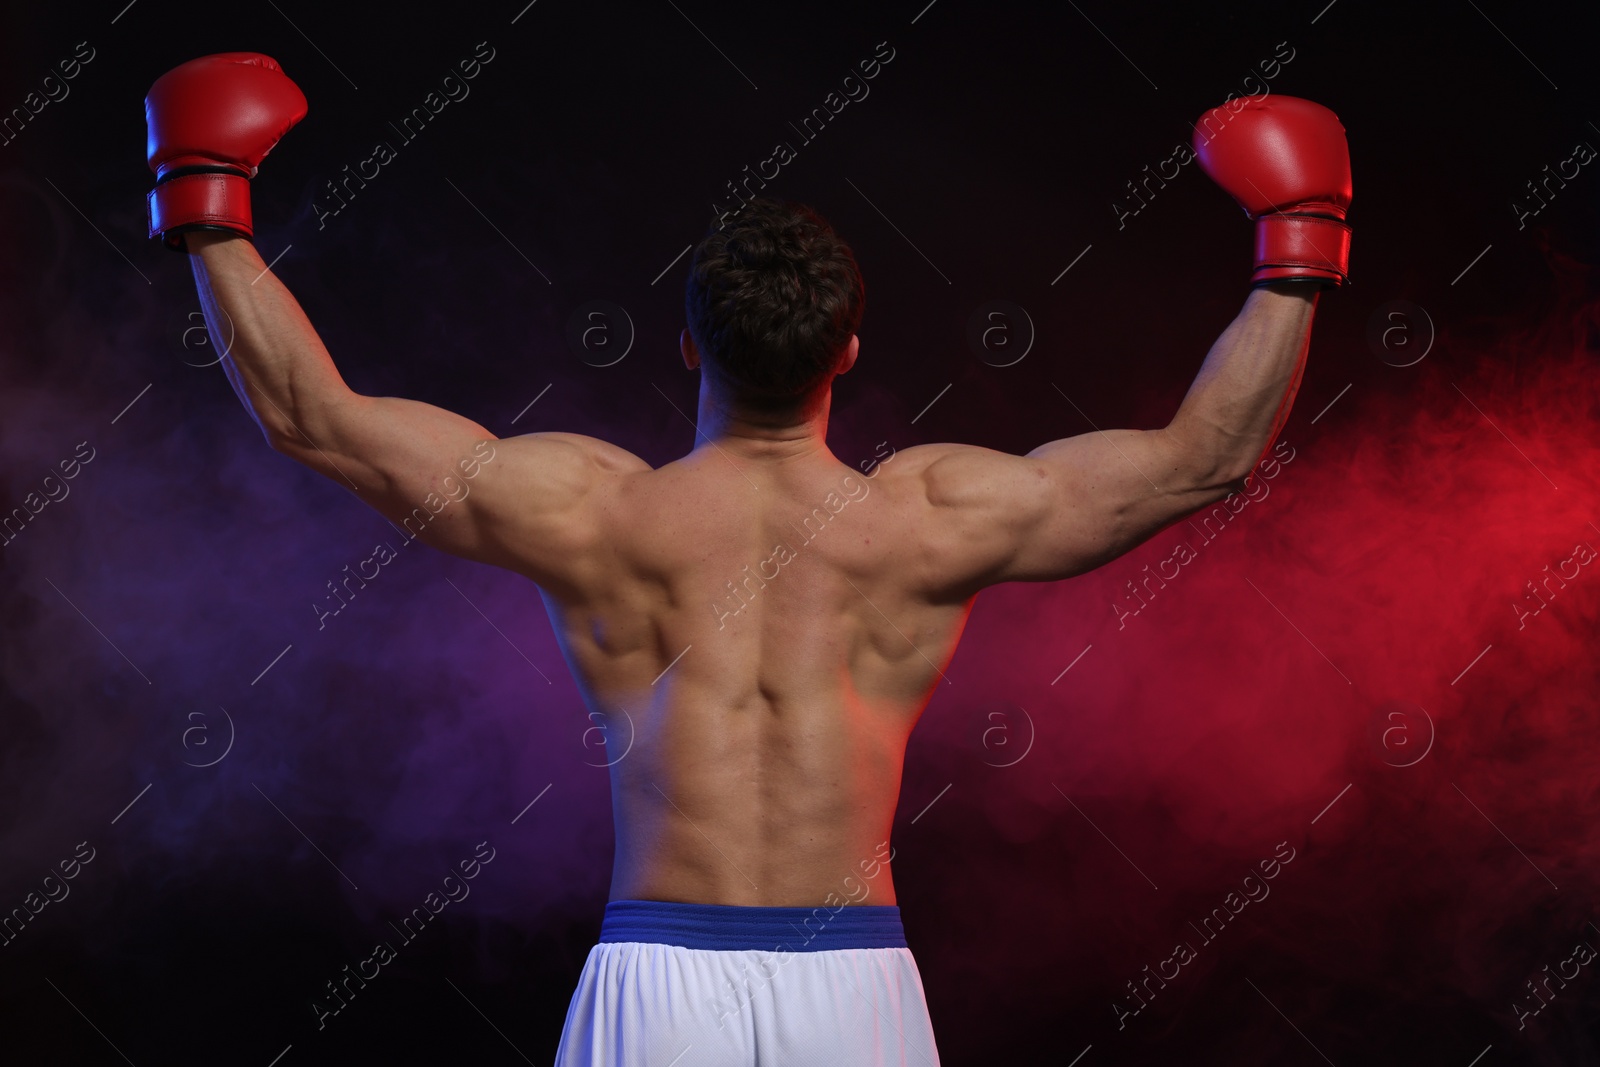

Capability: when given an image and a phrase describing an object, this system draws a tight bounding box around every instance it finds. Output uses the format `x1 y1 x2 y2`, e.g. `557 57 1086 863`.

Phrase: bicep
919 429 1231 591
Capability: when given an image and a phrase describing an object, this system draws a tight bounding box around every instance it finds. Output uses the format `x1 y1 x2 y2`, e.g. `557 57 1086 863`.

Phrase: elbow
262 401 332 456
1190 446 1287 514
1171 448 1254 502
264 426 298 455
1208 463 1254 498
1161 425 1259 499
1162 454 1254 520
266 424 319 464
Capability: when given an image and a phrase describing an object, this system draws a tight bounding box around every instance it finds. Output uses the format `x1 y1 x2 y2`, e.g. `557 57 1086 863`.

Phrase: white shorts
553 899 941 1066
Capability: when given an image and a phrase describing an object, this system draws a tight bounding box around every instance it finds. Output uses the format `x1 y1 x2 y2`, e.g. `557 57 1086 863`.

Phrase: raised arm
908 95 1351 597
907 284 1315 594
147 53 645 592
186 234 646 587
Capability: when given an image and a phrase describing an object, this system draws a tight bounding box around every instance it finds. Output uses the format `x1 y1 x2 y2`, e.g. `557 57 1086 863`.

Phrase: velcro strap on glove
147 170 253 251
1251 213 1351 288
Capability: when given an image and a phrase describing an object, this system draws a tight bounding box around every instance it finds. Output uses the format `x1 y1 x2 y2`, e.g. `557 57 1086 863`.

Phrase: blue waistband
599 899 907 951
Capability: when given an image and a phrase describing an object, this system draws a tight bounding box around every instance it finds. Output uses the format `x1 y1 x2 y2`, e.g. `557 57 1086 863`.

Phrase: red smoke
900 262 1600 1064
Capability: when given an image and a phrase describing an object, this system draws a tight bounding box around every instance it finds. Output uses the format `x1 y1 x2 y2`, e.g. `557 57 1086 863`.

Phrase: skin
185 230 1316 907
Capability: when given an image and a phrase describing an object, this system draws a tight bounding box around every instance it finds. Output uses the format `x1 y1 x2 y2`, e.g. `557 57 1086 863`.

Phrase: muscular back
185 224 1314 911
289 381 1250 909
535 440 975 908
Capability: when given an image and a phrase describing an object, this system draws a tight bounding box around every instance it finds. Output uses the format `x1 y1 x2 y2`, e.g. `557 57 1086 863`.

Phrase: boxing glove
145 53 307 251
1192 95 1351 288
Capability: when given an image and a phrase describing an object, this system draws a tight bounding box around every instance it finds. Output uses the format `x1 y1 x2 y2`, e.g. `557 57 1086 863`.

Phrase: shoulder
876 442 1047 511
862 442 1053 600
462 432 653 592
490 431 653 477
479 432 654 513
465 431 652 543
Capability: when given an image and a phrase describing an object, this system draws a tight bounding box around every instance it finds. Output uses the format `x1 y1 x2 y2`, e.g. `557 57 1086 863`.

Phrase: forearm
1165 283 1318 489
186 231 354 446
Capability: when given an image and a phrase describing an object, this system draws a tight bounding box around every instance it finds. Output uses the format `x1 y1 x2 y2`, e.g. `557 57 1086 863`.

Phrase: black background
2 1 1599 1064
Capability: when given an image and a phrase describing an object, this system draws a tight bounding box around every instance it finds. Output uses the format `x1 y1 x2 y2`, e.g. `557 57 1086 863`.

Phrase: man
146 53 1349 1065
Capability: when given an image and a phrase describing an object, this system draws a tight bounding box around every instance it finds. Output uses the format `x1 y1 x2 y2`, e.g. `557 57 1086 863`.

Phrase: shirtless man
146 53 1349 1065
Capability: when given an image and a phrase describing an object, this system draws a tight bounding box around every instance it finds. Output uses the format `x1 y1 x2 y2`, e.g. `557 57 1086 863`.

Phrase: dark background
2 1 1599 1064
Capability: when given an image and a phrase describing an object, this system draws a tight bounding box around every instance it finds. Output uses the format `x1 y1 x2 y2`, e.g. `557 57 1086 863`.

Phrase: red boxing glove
145 52 307 251
1192 95 1352 288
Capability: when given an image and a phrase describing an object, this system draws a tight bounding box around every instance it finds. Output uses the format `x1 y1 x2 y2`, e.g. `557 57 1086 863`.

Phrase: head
683 197 864 425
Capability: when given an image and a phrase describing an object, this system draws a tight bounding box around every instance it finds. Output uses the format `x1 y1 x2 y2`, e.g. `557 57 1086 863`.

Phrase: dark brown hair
685 197 864 411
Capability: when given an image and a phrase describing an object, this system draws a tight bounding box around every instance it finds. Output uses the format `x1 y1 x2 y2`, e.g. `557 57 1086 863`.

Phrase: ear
835 334 859 376
680 328 700 370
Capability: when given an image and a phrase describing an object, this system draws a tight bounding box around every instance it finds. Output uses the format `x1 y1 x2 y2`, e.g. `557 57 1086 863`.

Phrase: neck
695 380 831 460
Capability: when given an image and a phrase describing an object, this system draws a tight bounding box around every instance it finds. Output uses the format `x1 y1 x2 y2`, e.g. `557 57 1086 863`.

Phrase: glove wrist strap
147 171 254 252
1252 213 1350 288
